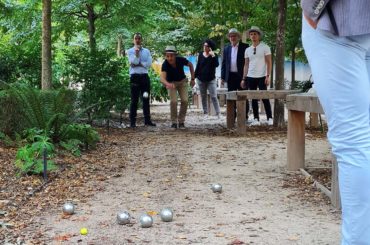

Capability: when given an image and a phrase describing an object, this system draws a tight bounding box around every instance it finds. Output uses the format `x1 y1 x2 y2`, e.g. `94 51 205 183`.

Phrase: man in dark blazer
221 28 249 119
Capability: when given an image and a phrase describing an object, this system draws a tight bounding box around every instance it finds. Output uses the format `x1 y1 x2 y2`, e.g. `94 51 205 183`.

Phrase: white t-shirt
244 42 271 78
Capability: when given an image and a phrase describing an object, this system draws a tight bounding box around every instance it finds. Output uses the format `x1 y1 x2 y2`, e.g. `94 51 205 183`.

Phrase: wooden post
236 100 247 134
331 155 341 209
287 110 306 170
227 100 235 129
310 113 319 127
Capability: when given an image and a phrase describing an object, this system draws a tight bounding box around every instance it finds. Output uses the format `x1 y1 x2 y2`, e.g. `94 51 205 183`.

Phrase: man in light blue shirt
127 33 155 128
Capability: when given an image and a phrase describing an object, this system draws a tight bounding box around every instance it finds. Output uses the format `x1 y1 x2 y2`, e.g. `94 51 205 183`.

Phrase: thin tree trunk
86 4 97 52
273 0 287 127
241 12 248 43
117 34 123 57
270 47 275 89
41 0 52 90
291 47 296 84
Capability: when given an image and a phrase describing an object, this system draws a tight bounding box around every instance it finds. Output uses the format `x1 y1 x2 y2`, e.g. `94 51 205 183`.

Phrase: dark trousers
246 76 272 120
228 72 249 118
130 73 151 124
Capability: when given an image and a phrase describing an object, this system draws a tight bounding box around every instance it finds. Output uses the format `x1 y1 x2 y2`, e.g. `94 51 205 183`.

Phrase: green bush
60 48 131 121
60 123 99 149
15 134 57 175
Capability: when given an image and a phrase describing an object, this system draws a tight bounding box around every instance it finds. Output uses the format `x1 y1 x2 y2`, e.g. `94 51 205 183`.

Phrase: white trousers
302 17 370 244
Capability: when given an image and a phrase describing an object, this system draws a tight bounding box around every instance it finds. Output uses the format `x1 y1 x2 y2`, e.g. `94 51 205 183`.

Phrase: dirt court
19 104 340 245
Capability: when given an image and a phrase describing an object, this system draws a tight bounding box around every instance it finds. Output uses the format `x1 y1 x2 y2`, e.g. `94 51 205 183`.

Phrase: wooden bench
226 90 299 134
286 93 340 208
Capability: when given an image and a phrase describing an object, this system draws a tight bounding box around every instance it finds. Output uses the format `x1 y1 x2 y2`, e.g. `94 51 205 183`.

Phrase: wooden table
286 93 340 208
226 90 299 134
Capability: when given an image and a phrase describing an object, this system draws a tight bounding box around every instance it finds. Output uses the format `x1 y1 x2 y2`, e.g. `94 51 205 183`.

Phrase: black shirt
195 52 219 82
161 57 189 82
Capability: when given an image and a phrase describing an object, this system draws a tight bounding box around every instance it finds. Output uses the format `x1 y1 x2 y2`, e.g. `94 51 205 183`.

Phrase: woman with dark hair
194 39 221 117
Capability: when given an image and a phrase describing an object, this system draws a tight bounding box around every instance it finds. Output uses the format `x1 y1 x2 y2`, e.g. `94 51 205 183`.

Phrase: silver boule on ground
160 208 173 222
117 211 131 225
211 183 222 193
62 202 75 215
139 214 153 228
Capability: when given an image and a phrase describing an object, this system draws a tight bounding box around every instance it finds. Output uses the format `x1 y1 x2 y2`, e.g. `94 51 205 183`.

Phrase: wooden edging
299 168 331 198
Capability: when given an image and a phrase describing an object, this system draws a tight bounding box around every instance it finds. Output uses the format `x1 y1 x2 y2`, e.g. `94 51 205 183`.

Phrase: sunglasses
253 47 256 55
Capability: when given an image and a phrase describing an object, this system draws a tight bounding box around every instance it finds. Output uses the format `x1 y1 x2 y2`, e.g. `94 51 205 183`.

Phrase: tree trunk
273 0 287 127
291 47 296 84
117 34 124 57
270 47 275 89
41 0 52 90
220 38 225 58
241 12 248 43
86 4 97 52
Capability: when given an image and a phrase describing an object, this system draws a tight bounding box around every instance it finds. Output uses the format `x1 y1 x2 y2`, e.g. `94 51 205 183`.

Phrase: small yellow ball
80 227 88 235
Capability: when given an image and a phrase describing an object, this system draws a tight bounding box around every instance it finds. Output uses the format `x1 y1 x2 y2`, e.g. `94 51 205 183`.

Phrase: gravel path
32 105 340 244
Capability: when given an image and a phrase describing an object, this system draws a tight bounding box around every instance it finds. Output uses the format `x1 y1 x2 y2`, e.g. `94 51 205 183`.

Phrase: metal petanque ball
143 92 149 99
211 183 222 193
62 202 75 215
160 208 173 222
117 211 131 225
139 214 153 228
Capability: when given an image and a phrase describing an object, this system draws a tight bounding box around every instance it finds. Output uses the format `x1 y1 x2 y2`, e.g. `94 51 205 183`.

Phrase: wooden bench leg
331 155 341 209
236 100 246 134
227 100 235 129
287 110 305 170
310 113 319 127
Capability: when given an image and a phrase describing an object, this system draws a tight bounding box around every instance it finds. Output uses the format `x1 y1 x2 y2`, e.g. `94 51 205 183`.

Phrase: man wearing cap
160 46 195 128
241 26 272 126
221 28 249 119
127 32 156 128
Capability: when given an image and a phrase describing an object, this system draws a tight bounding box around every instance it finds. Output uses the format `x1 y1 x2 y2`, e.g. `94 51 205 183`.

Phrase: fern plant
15 134 57 175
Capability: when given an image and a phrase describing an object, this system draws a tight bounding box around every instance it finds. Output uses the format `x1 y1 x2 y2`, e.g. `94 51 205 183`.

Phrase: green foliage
290 80 313 92
0 84 77 139
60 47 131 119
60 139 82 157
15 134 57 175
60 123 100 149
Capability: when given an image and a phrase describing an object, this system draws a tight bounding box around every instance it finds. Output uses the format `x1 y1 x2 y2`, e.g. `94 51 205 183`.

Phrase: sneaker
250 118 261 126
178 123 185 129
203 114 209 120
145 121 156 127
267 119 273 126
171 123 177 128
130 123 136 128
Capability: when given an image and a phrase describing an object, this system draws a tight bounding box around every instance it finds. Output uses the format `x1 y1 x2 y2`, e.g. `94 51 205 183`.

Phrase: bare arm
160 71 174 89
265 54 272 86
187 61 195 87
241 58 249 89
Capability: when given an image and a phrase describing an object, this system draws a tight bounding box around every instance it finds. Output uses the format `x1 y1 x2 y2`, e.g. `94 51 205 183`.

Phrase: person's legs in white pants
302 17 370 244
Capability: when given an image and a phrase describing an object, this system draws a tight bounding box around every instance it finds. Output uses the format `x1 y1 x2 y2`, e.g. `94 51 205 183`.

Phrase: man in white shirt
127 33 156 128
241 26 272 126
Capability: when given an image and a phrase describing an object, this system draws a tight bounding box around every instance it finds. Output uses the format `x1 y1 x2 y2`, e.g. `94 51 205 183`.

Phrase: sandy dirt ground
28 104 340 245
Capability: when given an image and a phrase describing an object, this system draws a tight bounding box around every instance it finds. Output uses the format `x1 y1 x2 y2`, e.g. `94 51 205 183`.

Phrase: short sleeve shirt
161 57 189 82
244 42 271 78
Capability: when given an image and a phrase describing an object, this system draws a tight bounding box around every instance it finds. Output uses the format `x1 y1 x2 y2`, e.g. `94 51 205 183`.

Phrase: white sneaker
267 119 273 126
250 118 261 126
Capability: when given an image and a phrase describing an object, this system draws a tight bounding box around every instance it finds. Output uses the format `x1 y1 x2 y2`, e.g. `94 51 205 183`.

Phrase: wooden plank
331 155 341 209
236 90 299 100
286 93 324 114
287 110 306 170
226 100 235 129
226 91 237 100
236 100 246 134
